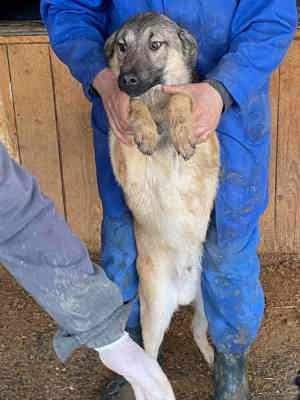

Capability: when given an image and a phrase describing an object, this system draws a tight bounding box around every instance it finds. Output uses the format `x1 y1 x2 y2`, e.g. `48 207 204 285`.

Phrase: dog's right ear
104 30 118 61
177 29 197 67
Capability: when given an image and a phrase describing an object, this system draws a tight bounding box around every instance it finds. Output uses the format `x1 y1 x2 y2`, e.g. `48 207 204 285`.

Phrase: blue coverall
41 0 297 353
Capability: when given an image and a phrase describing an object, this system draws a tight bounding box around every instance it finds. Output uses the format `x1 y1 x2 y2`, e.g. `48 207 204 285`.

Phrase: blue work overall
41 0 297 353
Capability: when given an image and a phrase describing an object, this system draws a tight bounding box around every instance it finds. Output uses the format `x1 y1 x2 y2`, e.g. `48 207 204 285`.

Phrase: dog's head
105 13 197 97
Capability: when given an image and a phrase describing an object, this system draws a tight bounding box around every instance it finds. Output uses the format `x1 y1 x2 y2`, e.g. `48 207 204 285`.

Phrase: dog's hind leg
192 280 215 367
137 253 178 360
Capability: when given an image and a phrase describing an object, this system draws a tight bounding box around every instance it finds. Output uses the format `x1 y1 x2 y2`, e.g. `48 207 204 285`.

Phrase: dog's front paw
130 99 159 156
170 118 196 161
132 119 159 156
168 94 196 161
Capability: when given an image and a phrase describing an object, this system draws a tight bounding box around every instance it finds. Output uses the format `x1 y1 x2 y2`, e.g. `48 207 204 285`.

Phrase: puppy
105 12 219 366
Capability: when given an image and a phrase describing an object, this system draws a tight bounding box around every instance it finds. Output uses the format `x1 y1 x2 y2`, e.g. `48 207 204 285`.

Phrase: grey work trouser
0 142 130 362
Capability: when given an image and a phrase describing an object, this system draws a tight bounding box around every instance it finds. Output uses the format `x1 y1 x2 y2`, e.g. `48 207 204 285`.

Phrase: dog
105 12 219 366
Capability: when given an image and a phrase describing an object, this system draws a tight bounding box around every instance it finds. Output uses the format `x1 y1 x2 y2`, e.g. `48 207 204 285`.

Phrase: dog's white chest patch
125 146 203 249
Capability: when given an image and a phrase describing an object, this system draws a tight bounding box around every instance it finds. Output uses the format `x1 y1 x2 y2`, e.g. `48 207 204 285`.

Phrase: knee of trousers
201 224 265 352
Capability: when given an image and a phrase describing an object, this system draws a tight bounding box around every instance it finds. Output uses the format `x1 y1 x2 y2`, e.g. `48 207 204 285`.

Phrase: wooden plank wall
260 36 300 253
0 36 101 255
276 39 300 253
259 71 279 253
0 33 299 254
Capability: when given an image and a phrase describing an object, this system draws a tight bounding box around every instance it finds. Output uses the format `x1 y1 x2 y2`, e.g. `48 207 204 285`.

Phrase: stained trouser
93 125 265 353
202 216 265 353
0 142 131 362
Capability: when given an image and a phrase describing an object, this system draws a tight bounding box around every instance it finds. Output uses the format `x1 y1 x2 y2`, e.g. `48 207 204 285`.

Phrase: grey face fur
105 13 197 97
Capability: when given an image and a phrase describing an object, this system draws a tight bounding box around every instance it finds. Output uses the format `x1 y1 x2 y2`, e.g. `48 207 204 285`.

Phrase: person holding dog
41 1 297 400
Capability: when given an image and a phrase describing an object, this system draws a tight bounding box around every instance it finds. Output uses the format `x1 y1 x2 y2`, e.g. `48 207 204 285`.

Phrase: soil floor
0 254 299 400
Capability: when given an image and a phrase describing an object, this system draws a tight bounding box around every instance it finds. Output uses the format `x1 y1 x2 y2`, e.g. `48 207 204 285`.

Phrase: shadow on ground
0 254 299 400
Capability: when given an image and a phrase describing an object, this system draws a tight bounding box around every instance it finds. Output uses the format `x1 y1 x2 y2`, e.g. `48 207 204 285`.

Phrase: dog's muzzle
118 72 162 97
119 73 140 94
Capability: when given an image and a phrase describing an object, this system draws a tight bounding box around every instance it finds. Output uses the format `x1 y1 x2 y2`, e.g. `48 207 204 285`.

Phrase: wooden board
259 71 280 253
0 22 46 38
0 45 20 161
0 36 48 45
276 40 300 252
50 51 101 254
8 44 65 216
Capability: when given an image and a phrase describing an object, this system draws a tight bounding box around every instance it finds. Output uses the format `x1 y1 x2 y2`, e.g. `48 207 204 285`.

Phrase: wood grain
8 44 65 216
0 45 20 161
259 71 280 253
276 40 300 252
50 50 101 254
0 35 48 45
0 22 46 38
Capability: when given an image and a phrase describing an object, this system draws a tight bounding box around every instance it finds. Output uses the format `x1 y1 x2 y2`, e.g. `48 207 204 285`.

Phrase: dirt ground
0 254 299 400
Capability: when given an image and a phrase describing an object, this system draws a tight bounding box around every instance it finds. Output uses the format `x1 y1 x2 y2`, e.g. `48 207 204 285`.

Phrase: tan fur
168 93 197 159
130 99 159 154
106 13 220 366
110 96 219 363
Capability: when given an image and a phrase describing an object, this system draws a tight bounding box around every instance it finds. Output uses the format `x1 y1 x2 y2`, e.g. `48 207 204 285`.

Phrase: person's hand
97 333 175 400
93 68 134 146
163 82 223 142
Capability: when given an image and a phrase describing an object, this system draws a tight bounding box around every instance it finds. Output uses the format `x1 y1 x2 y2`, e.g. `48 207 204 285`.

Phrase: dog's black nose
119 73 139 94
122 73 138 86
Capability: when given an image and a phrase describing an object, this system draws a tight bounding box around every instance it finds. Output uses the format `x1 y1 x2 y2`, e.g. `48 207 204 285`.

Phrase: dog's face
105 13 197 97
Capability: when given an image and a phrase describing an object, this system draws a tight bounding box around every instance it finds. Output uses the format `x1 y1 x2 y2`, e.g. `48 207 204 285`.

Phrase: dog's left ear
177 29 197 67
104 30 118 61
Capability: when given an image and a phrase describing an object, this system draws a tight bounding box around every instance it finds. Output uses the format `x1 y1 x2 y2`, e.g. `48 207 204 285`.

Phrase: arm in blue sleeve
206 1 298 108
40 0 109 99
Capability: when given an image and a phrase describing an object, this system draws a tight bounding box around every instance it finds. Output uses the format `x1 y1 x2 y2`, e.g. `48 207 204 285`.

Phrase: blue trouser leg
202 216 265 353
92 125 140 329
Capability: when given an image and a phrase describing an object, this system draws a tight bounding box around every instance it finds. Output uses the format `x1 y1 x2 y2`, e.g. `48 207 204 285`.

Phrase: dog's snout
122 73 139 86
118 73 142 96
118 68 162 97
119 73 139 91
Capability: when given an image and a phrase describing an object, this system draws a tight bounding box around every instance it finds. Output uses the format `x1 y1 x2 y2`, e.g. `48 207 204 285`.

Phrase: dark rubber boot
214 352 249 400
101 378 135 400
99 327 143 400
294 369 300 400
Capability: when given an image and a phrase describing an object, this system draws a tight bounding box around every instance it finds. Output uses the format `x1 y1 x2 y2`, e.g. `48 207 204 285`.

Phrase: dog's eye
118 42 127 53
150 41 163 51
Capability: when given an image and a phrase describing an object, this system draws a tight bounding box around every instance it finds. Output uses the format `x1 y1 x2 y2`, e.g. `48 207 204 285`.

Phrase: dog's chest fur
111 87 218 227
110 88 219 305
